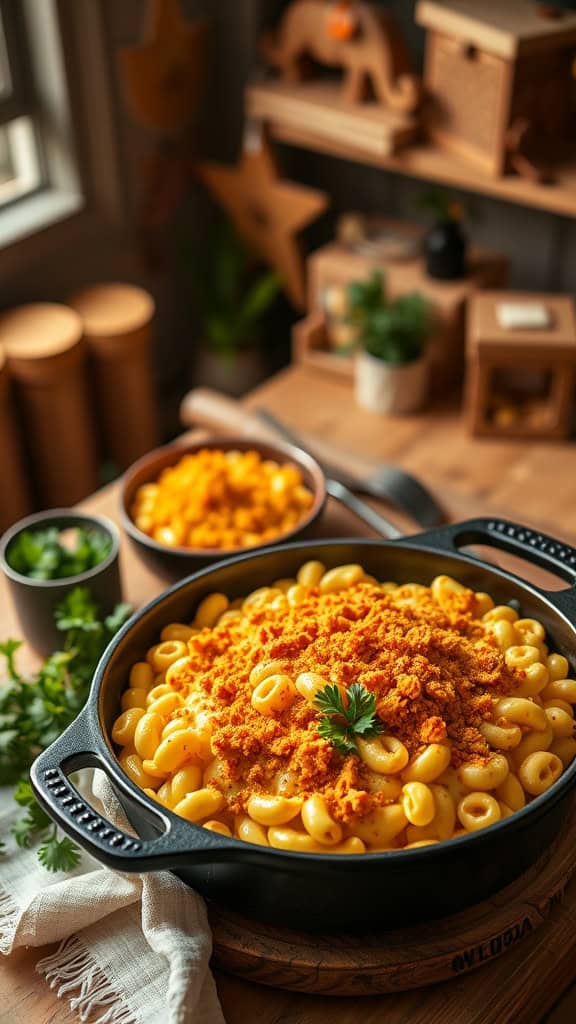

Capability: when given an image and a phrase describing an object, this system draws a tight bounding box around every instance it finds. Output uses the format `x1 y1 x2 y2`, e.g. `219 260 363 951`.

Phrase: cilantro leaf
0 640 23 682
37 834 81 873
0 586 132 870
13 778 36 806
314 682 383 755
11 817 35 848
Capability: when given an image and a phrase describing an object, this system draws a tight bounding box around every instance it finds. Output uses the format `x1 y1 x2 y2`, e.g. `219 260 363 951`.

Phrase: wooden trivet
209 817 576 996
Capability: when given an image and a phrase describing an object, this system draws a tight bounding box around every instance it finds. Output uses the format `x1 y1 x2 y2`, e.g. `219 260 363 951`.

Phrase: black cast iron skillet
31 518 576 931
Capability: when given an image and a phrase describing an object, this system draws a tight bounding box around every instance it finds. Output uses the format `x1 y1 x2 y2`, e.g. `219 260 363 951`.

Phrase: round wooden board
209 818 576 996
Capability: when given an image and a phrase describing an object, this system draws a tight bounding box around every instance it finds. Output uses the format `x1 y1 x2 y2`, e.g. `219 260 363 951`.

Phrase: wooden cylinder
0 345 33 531
68 283 159 470
0 303 100 507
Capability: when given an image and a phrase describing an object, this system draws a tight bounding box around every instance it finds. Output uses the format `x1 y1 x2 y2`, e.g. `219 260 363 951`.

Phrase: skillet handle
30 706 241 871
405 517 576 609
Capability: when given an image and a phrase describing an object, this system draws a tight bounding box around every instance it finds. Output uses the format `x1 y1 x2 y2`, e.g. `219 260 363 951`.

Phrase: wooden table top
1 363 575 1024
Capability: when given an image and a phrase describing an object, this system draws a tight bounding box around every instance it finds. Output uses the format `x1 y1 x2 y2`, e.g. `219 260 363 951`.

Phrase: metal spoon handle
256 407 443 528
326 479 402 539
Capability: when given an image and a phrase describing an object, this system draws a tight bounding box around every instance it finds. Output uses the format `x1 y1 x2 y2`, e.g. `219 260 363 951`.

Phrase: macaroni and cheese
112 564 576 853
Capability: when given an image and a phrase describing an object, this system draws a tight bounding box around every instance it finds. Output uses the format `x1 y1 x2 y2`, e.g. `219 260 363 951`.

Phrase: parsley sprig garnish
0 587 131 872
314 682 383 756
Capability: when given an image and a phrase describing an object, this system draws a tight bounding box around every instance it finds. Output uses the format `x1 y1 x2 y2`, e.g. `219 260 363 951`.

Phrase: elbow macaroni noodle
112 565 576 854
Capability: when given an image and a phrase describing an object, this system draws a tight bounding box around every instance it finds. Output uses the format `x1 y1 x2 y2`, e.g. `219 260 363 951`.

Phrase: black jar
424 218 467 280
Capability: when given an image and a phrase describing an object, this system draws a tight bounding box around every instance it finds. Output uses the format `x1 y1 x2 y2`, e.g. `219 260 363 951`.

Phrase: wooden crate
292 312 356 380
466 291 576 440
416 0 576 179
302 239 508 392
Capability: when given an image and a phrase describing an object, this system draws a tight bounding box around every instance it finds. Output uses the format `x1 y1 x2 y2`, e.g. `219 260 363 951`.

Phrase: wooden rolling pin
180 387 281 442
180 388 402 538
180 389 389 476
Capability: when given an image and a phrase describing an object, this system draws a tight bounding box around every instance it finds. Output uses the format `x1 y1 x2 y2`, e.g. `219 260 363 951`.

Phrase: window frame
1 0 127 273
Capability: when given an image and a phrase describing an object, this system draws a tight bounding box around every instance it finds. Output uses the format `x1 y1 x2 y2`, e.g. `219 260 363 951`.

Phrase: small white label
497 303 551 330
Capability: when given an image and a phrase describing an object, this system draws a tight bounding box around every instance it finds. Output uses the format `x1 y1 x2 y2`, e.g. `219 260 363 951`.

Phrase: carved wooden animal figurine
260 0 420 113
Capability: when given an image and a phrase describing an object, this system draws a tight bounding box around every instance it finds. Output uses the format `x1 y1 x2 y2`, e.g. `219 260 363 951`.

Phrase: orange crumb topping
168 580 519 823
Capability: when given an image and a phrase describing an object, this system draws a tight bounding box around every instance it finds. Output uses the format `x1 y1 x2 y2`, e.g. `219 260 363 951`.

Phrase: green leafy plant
418 187 465 223
0 587 132 871
7 526 112 580
314 682 383 756
347 271 430 365
187 218 281 361
10 778 81 872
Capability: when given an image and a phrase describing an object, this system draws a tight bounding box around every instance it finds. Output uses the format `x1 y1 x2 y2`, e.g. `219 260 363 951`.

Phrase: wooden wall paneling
459 200 561 292
277 146 402 226
202 0 263 160
276 138 561 296
557 218 576 296
286 143 568 296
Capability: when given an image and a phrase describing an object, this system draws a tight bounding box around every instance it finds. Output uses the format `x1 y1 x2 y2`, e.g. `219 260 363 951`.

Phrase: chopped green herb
37 833 82 872
314 682 384 756
7 526 112 581
0 586 132 870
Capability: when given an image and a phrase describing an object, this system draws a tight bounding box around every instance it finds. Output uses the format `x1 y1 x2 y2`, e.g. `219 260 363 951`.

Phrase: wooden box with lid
416 0 576 180
465 291 576 440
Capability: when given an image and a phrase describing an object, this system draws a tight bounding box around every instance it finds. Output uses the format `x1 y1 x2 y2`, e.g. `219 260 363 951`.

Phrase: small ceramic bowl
0 510 122 655
119 436 327 575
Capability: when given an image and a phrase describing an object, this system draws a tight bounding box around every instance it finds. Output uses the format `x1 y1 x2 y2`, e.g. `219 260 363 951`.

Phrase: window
0 0 85 249
1 0 126 275
0 2 42 207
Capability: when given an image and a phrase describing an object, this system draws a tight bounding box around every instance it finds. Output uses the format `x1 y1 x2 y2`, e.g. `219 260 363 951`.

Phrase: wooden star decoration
197 136 329 310
118 0 209 136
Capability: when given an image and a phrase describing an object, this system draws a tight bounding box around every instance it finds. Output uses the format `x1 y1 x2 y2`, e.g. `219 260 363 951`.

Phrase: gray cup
0 510 123 655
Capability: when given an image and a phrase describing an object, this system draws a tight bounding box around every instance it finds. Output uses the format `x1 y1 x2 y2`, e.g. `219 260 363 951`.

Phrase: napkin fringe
37 935 140 1024
0 884 19 954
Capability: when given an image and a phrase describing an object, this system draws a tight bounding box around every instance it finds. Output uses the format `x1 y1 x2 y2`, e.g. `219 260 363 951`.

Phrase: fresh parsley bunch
314 682 383 756
0 586 131 871
7 526 112 580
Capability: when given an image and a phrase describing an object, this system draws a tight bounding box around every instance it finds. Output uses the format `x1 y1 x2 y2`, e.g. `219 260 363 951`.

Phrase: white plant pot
354 350 428 414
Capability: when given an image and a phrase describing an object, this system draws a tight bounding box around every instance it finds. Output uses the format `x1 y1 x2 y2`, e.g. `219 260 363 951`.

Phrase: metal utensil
325 479 402 538
178 388 402 538
256 408 444 528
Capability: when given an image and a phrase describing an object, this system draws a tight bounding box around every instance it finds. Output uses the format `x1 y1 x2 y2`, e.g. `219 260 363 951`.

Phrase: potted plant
347 271 430 415
419 189 468 281
189 218 281 397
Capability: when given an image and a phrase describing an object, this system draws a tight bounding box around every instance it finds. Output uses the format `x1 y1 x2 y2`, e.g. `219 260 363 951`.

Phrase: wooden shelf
247 80 576 220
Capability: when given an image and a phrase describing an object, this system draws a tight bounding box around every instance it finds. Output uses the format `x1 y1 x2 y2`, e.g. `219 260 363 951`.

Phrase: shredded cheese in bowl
130 448 314 551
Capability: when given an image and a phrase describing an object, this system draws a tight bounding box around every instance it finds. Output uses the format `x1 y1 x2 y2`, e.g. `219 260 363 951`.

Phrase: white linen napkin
0 770 226 1024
